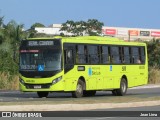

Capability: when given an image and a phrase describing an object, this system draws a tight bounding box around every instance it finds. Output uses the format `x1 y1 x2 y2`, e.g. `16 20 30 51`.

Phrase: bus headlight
52 76 62 85
19 78 25 85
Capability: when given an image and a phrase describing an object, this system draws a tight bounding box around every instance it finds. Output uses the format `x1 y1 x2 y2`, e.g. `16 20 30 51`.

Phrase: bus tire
72 80 84 98
37 92 49 98
83 90 96 97
117 78 127 96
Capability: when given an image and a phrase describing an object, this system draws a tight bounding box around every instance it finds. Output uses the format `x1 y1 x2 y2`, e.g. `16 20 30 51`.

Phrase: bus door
63 43 76 91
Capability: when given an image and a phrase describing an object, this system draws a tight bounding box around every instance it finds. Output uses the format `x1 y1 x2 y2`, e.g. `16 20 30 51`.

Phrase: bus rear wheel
72 80 84 98
117 78 127 96
37 92 49 98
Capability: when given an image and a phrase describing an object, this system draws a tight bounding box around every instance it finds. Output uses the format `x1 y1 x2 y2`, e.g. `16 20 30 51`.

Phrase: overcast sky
0 0 159 29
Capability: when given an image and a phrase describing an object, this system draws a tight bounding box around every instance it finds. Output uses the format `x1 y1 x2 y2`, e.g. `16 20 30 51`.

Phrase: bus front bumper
19 81 64 92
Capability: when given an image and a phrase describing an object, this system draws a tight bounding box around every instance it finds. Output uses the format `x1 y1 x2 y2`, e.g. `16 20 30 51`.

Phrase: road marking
130 85 160 90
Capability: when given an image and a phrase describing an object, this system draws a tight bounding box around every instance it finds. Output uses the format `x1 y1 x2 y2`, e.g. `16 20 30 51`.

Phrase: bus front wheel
72 80 84 98
37 91 49 98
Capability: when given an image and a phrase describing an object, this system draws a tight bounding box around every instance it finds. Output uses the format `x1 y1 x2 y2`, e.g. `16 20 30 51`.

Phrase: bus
19 36 148 98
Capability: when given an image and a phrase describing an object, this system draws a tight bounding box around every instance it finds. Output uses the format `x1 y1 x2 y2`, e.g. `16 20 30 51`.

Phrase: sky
0 0 160 29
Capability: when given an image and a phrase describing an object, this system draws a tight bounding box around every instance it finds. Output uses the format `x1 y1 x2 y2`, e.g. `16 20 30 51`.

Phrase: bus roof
27 36 146 46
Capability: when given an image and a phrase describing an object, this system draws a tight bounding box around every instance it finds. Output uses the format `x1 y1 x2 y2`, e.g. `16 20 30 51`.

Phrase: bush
148 66 160 84
0 72 19 90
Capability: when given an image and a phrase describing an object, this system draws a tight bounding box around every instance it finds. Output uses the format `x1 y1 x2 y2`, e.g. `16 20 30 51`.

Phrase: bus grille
25 83 52 89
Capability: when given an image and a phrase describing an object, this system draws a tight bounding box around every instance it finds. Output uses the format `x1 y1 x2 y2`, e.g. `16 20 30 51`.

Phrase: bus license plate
34 85 41 89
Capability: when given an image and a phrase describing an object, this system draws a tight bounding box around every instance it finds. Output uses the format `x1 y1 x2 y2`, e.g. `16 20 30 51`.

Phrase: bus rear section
62 41 148 98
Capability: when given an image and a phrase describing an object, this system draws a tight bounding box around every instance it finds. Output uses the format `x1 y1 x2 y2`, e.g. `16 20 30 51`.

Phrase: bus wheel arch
112 75 128 96
79 76 86 90
117 76 128 96
72 76 86 98
121 75 128 88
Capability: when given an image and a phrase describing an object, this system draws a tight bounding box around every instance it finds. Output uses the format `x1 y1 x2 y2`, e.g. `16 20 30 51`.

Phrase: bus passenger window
140 47 145 64
132 47 140 64
76 45 87 64
88 45 99 64
123 47 130 64
102 46 109 64
111 46 120 64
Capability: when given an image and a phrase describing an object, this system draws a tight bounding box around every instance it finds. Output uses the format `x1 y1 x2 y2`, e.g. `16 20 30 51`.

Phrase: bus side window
76 45 87 64
140 47 145 64
132 47 141 64
111 46 120 64
102 46 110 64
123 47 130 64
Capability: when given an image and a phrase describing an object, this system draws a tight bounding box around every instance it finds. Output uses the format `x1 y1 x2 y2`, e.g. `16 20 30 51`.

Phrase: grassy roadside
0 72 19 90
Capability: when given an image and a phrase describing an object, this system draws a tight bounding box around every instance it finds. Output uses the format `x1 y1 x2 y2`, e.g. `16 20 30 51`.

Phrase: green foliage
0 16 4 28
0 50 18 75
146 39 160 68
148 66 160 84
60 19 104 36
31 22 45 29
28 22 45 38
0 16 26 89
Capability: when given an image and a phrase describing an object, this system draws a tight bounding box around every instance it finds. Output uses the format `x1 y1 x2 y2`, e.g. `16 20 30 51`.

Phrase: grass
0 72 19 90
148 66 160 84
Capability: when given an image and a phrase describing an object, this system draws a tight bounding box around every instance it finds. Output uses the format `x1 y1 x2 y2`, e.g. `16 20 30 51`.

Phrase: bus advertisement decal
88 67 92 76
110 65 112 71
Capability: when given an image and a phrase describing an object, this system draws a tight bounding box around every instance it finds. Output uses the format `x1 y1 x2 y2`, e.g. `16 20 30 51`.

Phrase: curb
130 84 160 89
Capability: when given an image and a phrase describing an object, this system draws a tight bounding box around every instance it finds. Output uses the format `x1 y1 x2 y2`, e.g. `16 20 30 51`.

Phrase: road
0 85 160 102
0 85 160 119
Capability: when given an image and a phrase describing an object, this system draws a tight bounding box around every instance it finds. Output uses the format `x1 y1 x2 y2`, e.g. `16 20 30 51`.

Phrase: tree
3 20 26 62
0 16 4 44
28 22 45 38
60 19 104 36
86 19 104 36
60 20 76 36
0 16 4 28
30 22 45 29
147 39 160 68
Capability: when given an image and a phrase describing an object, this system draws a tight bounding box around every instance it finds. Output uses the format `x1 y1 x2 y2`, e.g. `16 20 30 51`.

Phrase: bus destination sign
28 41 54 46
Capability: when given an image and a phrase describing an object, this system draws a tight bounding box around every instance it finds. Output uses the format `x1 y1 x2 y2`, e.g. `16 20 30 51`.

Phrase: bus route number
122 66 126 71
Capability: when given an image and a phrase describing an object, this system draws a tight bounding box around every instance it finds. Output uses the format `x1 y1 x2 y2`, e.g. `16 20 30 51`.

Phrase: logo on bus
38 65 44 71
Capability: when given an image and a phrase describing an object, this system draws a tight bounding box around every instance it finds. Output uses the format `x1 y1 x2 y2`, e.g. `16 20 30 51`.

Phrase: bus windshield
20 49 62 71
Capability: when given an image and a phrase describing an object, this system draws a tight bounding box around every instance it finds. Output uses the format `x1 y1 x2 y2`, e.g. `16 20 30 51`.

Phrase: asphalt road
0 86 160 102
0 86 160 119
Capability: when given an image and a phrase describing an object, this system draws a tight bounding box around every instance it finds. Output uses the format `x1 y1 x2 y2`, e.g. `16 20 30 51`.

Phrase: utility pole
128 30 130 42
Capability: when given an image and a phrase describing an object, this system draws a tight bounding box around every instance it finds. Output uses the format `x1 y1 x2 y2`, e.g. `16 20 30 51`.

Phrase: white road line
130 85 160 89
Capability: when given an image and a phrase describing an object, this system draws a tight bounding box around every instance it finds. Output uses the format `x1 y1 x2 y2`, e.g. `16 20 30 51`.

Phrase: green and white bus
19 36 148 98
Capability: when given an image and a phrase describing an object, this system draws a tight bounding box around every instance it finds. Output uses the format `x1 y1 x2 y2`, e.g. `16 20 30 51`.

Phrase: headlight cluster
19 78 25 85
52 76 62 85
